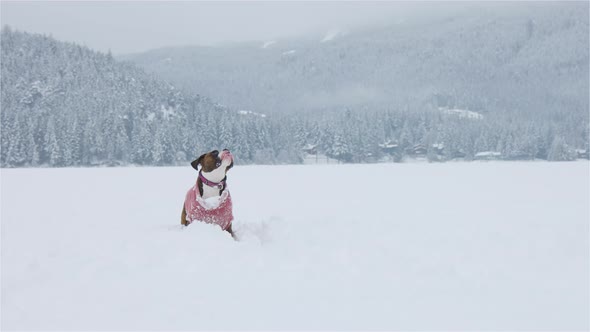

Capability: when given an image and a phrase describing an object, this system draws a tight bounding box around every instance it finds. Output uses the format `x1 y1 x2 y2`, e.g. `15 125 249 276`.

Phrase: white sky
1 1 479 54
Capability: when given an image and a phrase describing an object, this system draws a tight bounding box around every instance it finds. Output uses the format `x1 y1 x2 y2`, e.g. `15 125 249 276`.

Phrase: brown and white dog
181 149 235 237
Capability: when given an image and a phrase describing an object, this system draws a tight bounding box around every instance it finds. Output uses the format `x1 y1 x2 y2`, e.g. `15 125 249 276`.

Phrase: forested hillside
1 22 588 168
125 2 588 118
0 28 276 167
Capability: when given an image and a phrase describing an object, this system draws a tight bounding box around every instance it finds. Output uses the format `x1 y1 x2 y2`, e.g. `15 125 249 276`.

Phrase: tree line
1 27 588 168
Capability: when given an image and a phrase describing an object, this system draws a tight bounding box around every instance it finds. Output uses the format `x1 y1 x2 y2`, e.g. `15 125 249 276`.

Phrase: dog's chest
184 184 233 230
201 185 221 200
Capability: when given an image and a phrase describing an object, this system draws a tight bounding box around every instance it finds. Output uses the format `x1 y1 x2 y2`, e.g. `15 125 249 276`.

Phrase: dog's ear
191 154 205 171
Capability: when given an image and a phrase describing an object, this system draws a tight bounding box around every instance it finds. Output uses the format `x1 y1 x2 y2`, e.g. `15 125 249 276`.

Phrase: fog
2 1 521 54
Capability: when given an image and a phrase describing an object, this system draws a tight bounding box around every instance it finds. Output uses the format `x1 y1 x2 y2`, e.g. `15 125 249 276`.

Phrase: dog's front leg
226 225 236 240
181 206 188 226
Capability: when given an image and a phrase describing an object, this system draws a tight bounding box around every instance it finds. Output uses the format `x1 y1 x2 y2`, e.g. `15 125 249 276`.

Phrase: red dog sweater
184 181 233 231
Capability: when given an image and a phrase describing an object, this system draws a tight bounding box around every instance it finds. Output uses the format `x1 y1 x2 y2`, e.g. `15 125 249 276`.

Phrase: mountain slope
124 2 589 116
1 21 588 168
0 28 276 167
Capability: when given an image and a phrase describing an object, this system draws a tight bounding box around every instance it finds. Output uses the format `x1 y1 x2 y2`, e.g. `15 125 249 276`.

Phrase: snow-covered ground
321 28 346 43
261 40 276 49
2 162 589 330
439 106 484 120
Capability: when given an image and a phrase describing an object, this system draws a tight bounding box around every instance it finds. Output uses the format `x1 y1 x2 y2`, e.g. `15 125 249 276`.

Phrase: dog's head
191 149 234 175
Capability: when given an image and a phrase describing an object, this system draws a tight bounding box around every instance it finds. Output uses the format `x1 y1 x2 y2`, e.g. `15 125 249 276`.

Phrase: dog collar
199 171 226 190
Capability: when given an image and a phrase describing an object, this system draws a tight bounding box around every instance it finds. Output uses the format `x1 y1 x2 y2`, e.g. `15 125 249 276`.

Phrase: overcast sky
1 1 485 54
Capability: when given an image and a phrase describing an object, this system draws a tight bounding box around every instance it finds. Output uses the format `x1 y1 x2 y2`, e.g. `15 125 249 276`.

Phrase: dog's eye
215 161 221 167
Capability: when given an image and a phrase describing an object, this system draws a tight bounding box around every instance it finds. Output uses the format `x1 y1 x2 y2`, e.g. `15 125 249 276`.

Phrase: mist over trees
125 2 588 118
1 2 588 169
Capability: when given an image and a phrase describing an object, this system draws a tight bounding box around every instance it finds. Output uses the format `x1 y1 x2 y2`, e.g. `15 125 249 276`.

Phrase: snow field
1 162 589 330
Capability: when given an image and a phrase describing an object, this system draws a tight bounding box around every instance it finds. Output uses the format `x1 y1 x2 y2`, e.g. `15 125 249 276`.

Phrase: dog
181 149 235 237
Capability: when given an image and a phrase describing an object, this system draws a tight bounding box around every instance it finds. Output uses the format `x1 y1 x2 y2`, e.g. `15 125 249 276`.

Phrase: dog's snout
220 149 233 165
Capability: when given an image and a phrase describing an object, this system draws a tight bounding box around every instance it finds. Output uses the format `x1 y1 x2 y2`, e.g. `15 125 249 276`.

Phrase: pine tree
548 136 575 161
45 117 63 166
